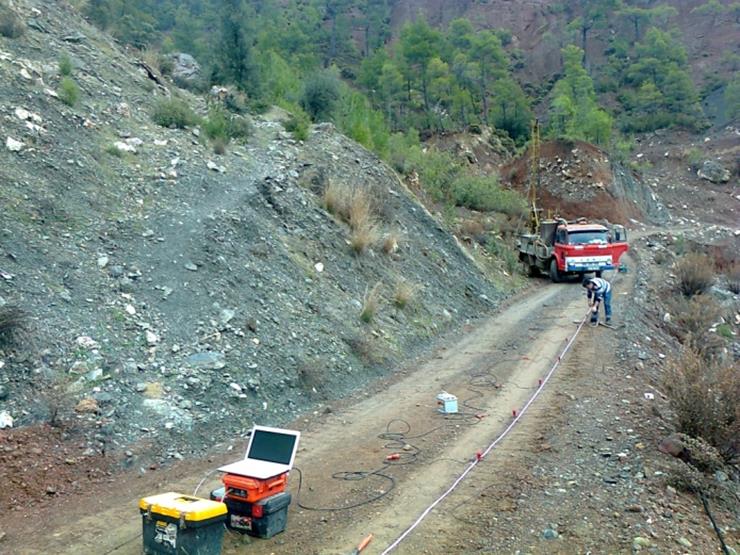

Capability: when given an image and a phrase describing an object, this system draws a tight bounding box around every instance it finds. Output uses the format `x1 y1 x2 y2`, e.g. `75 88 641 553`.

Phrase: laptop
218 425 301 479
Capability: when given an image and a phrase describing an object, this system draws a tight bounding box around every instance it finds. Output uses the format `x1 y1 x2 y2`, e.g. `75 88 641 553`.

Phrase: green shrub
227 115 253 141
0 6 25 38
58 77 80 107
202 107 229 140
450 175 527 216
105 144 124 157
685 147 703 171
385 130 421 173
300 70 341 122
158 55 174 76
716 323 733 340
151 98 199 129
202 108 253 145
284 110 310 141
59 54 73 77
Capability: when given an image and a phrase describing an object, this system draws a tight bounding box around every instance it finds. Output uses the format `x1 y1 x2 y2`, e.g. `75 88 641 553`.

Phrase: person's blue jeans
591 290 612 322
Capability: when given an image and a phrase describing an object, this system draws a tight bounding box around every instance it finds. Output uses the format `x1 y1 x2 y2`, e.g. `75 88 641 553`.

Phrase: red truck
518 218 629 282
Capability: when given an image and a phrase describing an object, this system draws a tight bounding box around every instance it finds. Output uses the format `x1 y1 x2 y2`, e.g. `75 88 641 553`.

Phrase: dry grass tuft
350 223 379 254
460 218 485 238
675 253 714 296
393 280 416 309
382 230 400 254
322 183 379 255
360 282 382 323
344 334 387 366
323 180 348 217
348 188 373 230
212 136 227 155
663 348 739 465
297 358 327 397
665 295 724 360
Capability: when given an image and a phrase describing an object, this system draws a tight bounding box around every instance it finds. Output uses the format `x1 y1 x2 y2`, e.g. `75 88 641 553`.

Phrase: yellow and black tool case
139 492 227 555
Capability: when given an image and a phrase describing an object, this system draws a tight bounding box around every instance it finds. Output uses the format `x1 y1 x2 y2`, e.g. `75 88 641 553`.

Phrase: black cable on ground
292 407 495 513
699 488 731 555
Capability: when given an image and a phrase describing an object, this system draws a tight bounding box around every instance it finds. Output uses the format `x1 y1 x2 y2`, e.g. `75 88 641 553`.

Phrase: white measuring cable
380 310 591 554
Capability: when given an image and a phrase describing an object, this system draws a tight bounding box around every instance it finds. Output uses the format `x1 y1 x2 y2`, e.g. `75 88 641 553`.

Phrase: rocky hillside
502 139 669 224
0 1 501 460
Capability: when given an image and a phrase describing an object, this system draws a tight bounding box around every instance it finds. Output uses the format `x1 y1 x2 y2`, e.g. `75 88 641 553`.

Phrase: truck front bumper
565 255 614 272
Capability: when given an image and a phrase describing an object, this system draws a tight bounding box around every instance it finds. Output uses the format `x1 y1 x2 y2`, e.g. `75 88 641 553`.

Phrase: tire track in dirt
12 277 594 555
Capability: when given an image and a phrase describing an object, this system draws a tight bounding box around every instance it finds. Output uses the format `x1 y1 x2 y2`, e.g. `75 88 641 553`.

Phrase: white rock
0 411 13 429
6 137 24 152
19 68 32 80
44 88 59 98
125 137 144 148
229 382 242 393
146 331 159 346
663 313 671 323
97 255 109 268
116 102 131 117
25 121 45 134
113 141 136 154
15 107 42 123
314 262 324 273
76 335 99 349
125 304 136 315
206 160 225 173
154 139 168 146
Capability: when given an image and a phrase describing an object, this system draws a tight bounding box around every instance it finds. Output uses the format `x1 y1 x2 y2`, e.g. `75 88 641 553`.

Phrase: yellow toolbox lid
139 492 227 522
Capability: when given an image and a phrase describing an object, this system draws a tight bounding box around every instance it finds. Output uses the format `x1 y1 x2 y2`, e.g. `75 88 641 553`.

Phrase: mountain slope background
0 0 737 550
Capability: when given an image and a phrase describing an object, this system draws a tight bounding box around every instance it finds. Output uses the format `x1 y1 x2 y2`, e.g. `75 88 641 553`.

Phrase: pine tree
549 45 612 145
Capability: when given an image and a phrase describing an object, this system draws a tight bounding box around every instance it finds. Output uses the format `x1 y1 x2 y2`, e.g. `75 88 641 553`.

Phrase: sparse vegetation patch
674 253 714 296
0 4 25 38
151 98 200 129
58 77 80 107
360 283 382 323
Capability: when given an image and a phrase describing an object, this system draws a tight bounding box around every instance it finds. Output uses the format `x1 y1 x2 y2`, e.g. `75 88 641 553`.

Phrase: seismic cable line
379 309 592 554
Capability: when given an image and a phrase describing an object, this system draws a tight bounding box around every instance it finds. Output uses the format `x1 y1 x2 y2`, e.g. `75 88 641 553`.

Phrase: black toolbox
139 492 227 555
211 487 291 538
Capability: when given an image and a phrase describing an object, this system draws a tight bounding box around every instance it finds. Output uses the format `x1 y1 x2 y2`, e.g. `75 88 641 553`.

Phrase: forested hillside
63 0 738 230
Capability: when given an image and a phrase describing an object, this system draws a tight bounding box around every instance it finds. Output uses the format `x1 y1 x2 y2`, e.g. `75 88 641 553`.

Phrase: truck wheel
549 259 562 283
527 263 539 277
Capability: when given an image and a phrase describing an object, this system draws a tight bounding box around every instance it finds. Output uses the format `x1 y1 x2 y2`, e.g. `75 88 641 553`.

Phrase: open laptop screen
248 429 297 464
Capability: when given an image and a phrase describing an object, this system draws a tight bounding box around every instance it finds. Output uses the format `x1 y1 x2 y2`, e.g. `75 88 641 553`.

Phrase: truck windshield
568 231 608 244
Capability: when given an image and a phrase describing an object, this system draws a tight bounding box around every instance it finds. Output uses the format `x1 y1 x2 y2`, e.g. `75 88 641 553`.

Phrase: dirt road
9 272 627 555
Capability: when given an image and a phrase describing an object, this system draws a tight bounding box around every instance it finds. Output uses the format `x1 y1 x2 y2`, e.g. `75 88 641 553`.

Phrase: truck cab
553 222 628 276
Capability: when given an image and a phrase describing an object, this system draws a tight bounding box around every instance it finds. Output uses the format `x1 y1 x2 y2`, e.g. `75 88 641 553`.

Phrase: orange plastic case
222 472 288 503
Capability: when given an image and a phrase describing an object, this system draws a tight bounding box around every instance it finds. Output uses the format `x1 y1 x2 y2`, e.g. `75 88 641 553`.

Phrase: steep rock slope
0 1 499 459
502 139 668 224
